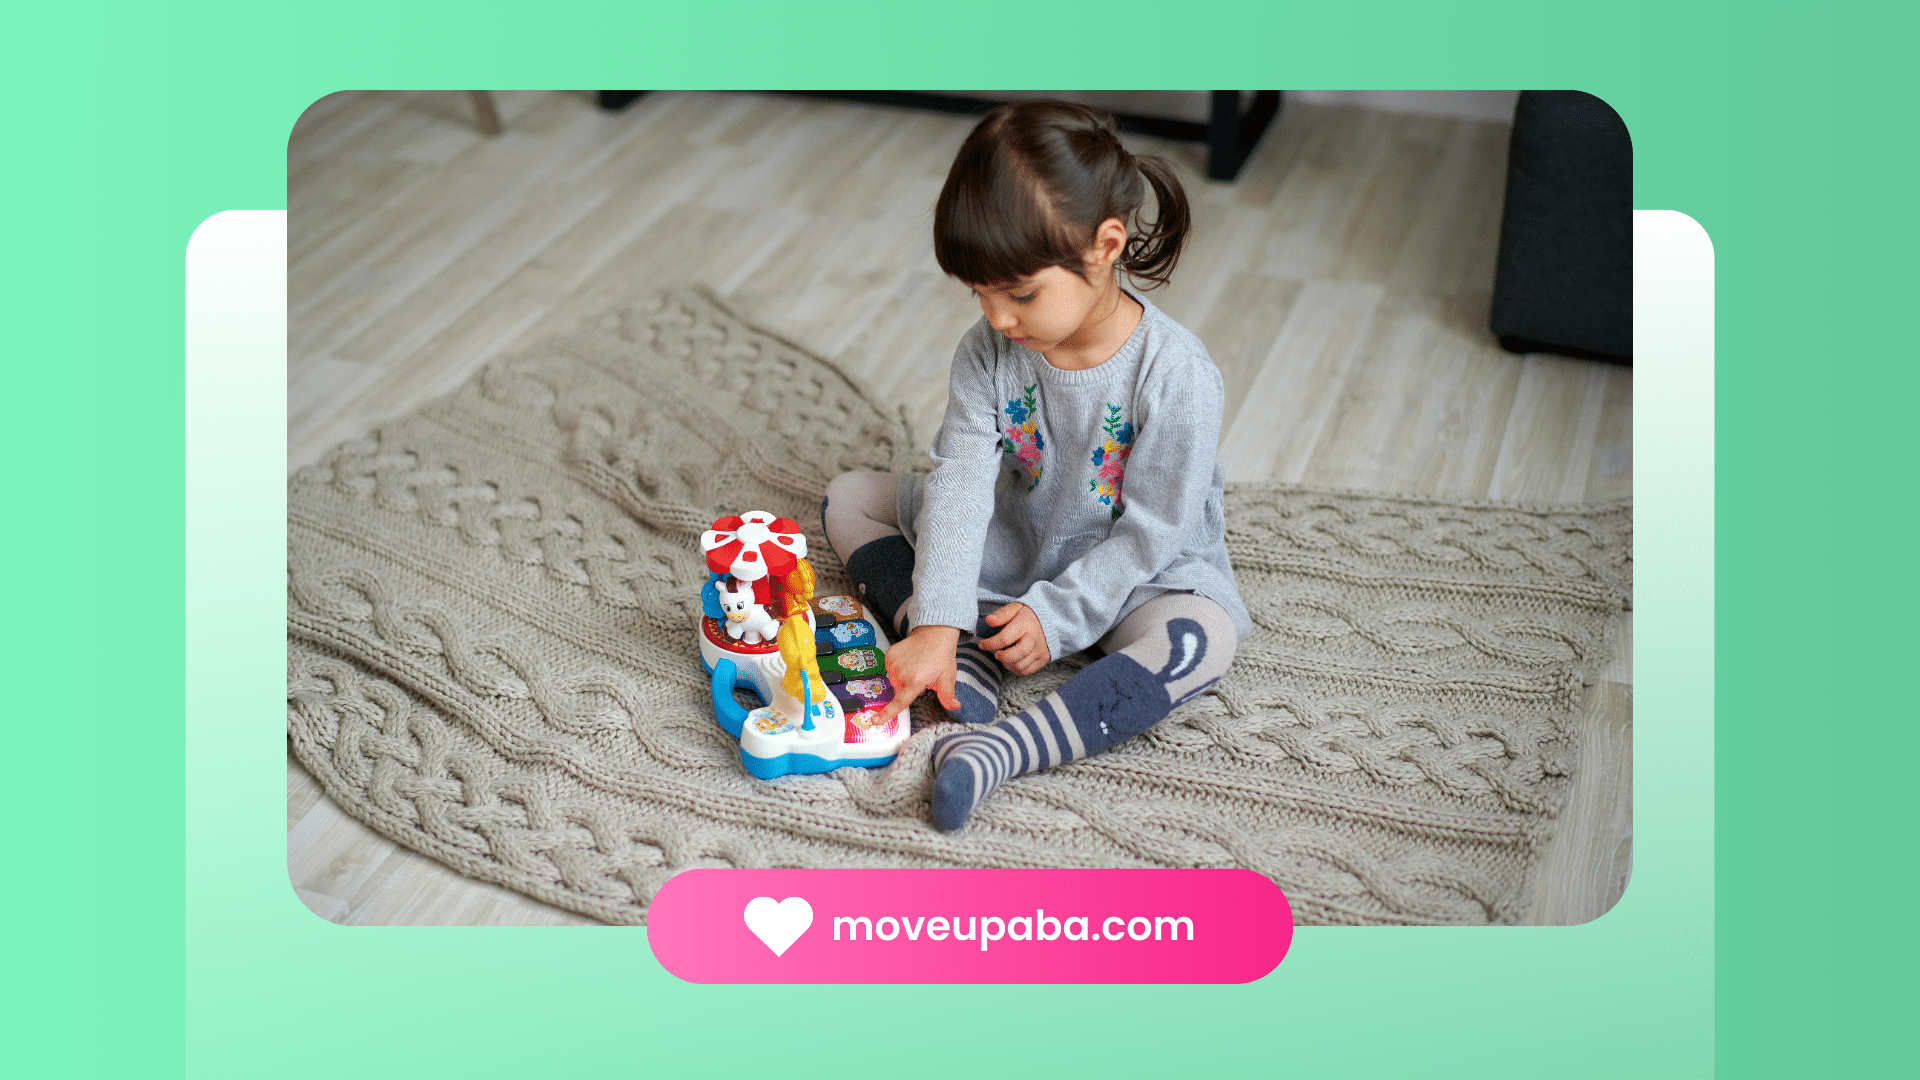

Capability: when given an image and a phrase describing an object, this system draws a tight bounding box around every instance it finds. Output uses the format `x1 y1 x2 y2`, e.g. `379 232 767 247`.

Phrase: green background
8 0 1910 1075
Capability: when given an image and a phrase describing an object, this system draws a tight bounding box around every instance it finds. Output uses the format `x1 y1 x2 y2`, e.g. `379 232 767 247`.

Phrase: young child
821 101 1251 831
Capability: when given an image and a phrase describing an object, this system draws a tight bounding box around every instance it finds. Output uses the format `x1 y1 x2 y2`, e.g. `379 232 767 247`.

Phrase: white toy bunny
717 577 782 645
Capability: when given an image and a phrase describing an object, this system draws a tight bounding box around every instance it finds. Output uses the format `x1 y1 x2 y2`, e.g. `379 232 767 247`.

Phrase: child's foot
930 730 1012 831
950 641 1005 724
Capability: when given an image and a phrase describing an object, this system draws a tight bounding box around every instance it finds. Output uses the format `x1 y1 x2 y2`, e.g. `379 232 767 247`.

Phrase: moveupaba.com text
831 910 1194 951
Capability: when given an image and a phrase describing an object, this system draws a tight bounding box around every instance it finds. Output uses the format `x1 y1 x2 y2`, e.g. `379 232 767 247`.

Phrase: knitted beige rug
287 288 1631 926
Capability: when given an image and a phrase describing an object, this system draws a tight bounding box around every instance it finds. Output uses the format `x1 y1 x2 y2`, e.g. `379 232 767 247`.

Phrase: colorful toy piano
695 511 909 779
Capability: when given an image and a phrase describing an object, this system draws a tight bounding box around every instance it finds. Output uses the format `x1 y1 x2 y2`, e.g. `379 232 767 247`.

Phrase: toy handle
709 658 750 737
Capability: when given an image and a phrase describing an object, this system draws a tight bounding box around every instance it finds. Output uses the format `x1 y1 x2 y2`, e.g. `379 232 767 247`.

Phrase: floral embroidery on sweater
1090 403 1134 519
1000 384 1045 491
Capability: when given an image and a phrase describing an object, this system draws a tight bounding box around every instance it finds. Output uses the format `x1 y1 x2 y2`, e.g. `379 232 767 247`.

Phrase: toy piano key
816 619 876 651
842 704 903 744
812 595 865 622
832 675 895 711
818 646 885 681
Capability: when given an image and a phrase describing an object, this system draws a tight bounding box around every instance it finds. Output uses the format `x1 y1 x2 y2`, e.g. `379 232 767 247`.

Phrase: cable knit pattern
287 288 1630 926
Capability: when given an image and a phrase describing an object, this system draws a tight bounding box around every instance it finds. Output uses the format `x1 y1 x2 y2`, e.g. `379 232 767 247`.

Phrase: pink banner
647 868 1292 983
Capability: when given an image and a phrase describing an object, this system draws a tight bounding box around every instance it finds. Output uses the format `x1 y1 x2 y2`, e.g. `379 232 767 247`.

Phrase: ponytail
1119 153 1191 288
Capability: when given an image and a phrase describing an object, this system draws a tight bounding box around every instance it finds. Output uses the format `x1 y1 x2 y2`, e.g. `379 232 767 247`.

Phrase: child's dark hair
933 101 1191 290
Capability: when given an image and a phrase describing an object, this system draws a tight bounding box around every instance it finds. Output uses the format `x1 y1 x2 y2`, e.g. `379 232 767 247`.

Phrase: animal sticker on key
694 511 907 779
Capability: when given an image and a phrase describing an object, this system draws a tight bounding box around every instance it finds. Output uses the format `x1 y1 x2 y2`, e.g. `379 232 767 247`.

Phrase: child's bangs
934 158 1084 287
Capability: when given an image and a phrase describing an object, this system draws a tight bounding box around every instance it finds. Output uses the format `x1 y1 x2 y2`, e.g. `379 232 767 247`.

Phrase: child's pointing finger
876 624 962 723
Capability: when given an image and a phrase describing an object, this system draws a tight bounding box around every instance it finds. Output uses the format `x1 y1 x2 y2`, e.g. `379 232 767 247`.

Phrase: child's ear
1089 216 1128 269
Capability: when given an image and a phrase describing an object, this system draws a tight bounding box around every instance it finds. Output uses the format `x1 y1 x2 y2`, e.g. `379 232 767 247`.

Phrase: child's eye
1012 293 1035 304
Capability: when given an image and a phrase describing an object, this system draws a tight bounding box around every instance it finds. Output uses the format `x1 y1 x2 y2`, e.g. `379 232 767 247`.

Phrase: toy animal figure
716 576 781 644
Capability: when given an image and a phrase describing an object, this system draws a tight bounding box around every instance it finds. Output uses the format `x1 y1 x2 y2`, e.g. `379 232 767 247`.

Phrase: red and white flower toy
700 512 807 603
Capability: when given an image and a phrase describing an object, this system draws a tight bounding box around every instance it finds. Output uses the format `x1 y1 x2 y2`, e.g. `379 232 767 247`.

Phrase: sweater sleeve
904 321 1005 634
1016 354 1226 659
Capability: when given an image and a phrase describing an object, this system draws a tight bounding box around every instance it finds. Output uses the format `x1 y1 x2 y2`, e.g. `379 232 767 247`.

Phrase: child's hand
979 602 1051 676
877 625 963 723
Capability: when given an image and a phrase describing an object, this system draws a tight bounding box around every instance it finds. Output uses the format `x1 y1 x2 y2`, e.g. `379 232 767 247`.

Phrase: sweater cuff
1017 593 1076 662
906 595 979 635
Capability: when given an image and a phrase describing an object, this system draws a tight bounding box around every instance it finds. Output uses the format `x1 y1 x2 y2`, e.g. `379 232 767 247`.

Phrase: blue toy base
739 748 899 780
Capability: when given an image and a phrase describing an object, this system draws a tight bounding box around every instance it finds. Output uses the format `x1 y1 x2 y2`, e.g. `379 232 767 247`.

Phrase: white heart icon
742 896 813 957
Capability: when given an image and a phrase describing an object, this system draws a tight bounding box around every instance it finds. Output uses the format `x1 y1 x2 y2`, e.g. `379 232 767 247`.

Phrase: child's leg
822 471 914 638
928 593 1236 831
822 471 1005 723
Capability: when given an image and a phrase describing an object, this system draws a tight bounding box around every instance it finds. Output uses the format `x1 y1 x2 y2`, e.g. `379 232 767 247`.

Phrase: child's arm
874 321 1005 721
903 320 1006 634
1015 358 1227 661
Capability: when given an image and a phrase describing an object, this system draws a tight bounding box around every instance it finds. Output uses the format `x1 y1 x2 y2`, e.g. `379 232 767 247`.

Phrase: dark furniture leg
466 91 501 136
1208 92 1242 181
1207 90 1282 181
597 91 648 111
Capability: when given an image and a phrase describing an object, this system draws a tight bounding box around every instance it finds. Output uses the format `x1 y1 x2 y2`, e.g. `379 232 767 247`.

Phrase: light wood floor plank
288 90 359 135
1219 280 1384 483
338 847 598 927
1193 272 1304 415
289 93 610 331
1324 113 1452 284
1601 612 1633 686
1300 294 1520 499
288 357 386 462
1433 120 1513 301
1384 122 1504 299
286 91 407 171
1150 200 1266 332
1231 102 1339 210
1585 363 1634 502
287 749 327 828
1486 354 1613 504
286 794 406 916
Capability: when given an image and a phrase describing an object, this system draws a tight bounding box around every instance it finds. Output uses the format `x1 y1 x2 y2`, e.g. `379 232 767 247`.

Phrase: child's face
969 266 1110 356
965 219 1131 361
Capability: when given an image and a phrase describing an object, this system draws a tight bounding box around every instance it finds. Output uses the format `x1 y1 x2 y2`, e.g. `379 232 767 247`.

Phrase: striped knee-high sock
949 642 1005 724
929 616 1225 831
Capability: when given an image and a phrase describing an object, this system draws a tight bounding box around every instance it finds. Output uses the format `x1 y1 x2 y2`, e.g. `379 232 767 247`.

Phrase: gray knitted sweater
898 288 1252 659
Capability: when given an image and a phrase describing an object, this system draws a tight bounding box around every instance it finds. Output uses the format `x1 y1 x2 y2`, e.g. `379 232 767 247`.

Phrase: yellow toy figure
774 559 821 702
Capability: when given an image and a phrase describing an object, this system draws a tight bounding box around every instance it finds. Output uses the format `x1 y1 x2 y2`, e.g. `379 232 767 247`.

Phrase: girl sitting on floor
821 100 1251 831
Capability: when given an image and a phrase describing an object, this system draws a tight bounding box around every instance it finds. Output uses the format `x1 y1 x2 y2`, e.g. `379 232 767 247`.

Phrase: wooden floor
287 90 1632 926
